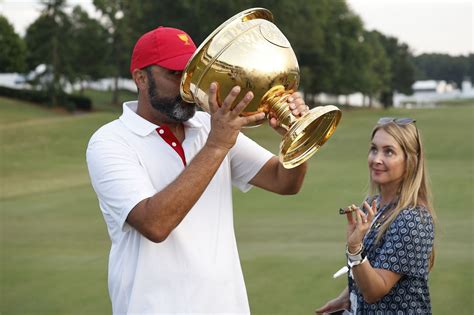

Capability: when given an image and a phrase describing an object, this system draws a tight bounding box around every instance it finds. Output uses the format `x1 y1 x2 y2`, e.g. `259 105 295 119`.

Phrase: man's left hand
269 92 309 136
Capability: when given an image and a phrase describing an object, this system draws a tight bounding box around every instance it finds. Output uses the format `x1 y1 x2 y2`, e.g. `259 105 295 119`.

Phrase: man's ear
132 69 147 91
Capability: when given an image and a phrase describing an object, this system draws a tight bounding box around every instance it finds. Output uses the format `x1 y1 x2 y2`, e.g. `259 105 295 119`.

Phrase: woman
316 117 436 314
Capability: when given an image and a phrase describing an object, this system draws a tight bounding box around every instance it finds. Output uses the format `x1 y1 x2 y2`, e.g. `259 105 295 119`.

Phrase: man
87 26 309 314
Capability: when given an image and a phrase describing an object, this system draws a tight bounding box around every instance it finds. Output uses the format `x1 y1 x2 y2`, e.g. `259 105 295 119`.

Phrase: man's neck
136 101 185 142
166 123 185 142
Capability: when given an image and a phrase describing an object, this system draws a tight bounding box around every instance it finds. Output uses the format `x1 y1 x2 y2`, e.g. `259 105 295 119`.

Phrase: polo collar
119 101 202 137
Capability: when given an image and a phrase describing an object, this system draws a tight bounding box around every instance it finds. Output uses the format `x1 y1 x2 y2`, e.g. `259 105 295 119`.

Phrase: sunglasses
377 117 416 125
376 117 421 155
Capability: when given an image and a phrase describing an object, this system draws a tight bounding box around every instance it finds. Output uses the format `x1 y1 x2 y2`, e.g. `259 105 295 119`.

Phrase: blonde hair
369 122 436 269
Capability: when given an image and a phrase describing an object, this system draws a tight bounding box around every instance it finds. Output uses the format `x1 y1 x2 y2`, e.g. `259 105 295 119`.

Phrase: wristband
348 256 367 268
346 244 366 267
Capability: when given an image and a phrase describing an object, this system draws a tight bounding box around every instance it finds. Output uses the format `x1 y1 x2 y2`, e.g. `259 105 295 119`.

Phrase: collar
119 101 202 137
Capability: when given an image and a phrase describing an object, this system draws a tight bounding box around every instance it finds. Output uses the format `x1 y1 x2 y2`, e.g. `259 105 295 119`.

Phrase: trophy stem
261 85 297 131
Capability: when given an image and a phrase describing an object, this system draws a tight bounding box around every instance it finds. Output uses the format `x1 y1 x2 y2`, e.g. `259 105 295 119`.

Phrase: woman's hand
345 200 377 252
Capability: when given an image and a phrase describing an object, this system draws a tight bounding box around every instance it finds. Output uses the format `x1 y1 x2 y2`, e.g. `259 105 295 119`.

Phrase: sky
346 0 473 56
1 0 473 56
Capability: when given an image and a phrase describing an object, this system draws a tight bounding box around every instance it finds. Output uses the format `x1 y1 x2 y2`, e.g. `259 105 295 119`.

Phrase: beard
147 73 196 123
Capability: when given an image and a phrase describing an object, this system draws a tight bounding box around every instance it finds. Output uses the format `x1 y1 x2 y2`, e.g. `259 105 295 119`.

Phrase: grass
80 88 136 112
436 98 474 107
0 96 473 314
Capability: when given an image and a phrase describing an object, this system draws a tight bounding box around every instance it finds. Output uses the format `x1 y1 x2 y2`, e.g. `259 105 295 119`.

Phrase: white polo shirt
86 101 274 315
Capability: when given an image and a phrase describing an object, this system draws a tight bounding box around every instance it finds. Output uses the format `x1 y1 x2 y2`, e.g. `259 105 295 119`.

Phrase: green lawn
80 88 136 113
1 97 473 314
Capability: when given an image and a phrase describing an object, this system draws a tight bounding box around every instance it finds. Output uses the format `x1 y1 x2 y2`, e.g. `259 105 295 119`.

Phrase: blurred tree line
0 0 472 108
413 53 474 88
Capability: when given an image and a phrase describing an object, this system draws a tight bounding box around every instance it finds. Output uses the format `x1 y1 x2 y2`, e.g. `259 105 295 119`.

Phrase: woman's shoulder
395 204 433 227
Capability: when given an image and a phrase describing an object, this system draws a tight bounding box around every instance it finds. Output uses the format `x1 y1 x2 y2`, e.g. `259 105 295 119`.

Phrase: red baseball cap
130 26 196 74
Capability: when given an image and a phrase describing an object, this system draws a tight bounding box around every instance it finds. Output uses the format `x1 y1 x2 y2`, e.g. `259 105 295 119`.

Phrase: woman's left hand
345 200 377 252
269 92 309 136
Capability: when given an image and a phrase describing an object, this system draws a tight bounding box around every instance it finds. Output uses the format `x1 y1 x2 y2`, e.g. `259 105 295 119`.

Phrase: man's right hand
206 82 265 151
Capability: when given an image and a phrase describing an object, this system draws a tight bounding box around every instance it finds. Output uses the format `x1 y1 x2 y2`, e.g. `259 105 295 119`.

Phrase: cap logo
178 34 191 45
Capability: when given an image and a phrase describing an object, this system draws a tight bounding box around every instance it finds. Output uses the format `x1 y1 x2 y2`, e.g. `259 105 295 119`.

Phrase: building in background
394 79 474 107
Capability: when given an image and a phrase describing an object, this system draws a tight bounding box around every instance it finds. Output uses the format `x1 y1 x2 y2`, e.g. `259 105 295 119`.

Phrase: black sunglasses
377 117 416 125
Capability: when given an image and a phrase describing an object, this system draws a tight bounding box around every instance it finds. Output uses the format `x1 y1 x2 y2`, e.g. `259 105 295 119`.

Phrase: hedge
0 86 92 111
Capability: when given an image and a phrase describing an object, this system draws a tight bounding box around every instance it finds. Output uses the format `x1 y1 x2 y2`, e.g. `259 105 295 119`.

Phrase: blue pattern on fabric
348 197 434 314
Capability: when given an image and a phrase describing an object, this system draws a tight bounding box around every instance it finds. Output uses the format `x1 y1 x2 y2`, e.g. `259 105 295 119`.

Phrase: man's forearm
276 161 307 194
127 143 229 242
250 157 307 195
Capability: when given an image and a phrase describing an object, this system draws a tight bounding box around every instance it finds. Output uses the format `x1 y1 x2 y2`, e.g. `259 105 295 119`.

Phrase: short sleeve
86 137 156 232
372 208 434 278
228 132 274 192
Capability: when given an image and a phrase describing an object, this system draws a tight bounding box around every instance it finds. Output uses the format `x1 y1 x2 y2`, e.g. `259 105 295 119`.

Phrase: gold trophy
180 8 341 168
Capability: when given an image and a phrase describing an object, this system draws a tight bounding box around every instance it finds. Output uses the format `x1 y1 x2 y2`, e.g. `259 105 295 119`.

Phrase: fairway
1 96 473 314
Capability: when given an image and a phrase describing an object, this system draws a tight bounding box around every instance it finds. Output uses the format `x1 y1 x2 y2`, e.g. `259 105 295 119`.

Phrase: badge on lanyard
349 291 358 314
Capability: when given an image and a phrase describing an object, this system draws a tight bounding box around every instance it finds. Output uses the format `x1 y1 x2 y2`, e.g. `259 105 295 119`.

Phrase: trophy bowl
180 7 341 168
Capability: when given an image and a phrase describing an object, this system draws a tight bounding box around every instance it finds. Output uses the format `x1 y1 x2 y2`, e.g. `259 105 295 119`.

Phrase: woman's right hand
346 200 377 251
315 295 349 314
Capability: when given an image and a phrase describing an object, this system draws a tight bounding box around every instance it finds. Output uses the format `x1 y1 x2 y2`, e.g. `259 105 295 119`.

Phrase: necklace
371 196 398 230
362 196 399 256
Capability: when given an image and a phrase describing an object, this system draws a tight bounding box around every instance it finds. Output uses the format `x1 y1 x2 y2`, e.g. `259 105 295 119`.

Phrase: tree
83 0 419 108
233 0 368 103
413 53 470 88
0 15 26 73
69 6 110 93
125 0 238 45
468 54 474 83
358 31 391 107
24 0 72 106
372 31 415 107
258 0 366 97
93 0 137 105
114 0 364 97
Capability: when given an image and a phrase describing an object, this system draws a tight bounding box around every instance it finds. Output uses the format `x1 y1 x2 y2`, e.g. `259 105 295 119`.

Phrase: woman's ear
132 69 148 91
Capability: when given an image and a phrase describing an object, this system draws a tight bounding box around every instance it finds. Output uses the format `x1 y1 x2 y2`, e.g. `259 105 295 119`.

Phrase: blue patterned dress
348 197 435 314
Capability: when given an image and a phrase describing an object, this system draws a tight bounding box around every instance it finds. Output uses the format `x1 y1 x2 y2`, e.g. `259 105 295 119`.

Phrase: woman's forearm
352 260 401 304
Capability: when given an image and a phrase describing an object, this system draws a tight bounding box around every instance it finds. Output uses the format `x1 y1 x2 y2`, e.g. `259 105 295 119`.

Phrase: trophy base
279 105 342 169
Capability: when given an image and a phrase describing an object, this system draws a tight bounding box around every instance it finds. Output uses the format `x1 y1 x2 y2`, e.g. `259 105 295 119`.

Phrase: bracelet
346 243 363 256
346 244 366 268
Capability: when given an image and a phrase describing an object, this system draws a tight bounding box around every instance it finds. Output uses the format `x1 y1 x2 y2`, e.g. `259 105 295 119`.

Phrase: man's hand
269 91 309 136
206 83 266 151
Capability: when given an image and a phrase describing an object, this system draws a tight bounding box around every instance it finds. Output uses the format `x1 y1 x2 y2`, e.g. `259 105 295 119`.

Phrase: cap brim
157 53 194 71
